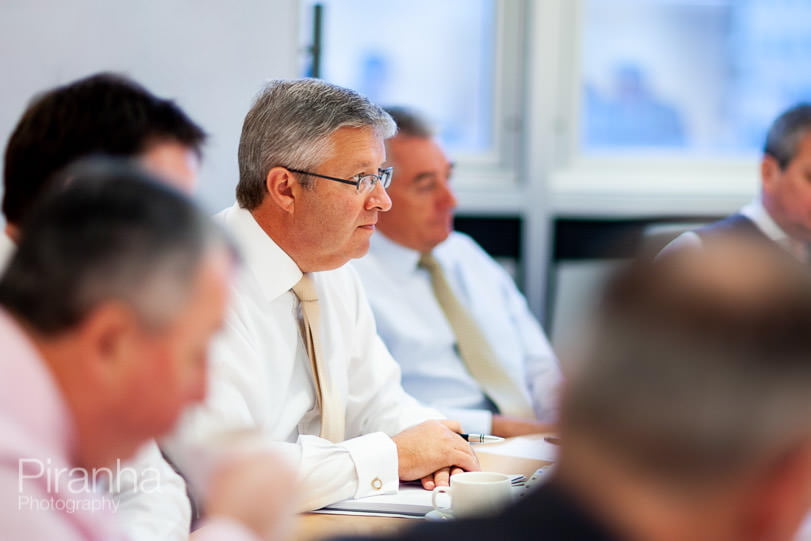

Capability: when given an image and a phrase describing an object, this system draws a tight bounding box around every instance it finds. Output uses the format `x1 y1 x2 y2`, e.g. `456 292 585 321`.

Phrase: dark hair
763 103 811 169
3 72 206 225
383 106 435 138
562 240 811 486
0 158 234 335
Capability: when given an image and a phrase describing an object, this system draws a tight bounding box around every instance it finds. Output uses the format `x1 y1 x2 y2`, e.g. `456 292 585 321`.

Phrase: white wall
0 0 299 213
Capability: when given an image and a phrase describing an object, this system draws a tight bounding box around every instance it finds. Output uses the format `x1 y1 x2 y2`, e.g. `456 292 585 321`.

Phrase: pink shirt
0 309 258 540
0 309 122 539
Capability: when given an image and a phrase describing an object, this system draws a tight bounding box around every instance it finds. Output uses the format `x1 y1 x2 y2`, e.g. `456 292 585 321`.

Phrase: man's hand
392 419 480 489
491 414 555 438
419 465 467 490
205 451 297 541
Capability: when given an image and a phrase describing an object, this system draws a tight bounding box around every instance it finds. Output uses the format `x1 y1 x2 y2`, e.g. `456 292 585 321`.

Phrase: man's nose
367 181 392 211
438 180 458 210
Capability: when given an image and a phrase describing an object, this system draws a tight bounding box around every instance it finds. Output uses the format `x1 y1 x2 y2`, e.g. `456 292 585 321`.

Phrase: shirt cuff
341 431 399 499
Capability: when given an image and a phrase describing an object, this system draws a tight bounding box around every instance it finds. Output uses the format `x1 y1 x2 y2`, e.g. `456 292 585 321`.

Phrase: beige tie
292 273 345 442
419 253 535 419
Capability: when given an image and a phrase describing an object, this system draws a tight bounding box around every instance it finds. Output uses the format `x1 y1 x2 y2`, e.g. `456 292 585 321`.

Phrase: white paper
317 481 527 519
475 436 558 462
318 484 436 518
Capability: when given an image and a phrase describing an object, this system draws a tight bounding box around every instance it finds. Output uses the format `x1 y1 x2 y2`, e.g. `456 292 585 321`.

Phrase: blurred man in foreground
165 79 479 512
1 71 207 538
662 103 811 260
0 161 295 540
353 107 560 436
343 238 811 541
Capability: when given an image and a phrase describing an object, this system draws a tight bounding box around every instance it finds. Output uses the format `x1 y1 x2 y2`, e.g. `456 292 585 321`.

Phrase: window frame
296 0 528 202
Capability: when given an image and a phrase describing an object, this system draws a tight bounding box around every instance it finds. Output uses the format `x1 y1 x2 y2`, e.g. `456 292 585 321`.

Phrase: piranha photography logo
17 457 163 514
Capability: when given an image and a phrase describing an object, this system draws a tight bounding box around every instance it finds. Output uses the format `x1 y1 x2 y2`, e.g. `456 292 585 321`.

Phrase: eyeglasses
286 167 393 193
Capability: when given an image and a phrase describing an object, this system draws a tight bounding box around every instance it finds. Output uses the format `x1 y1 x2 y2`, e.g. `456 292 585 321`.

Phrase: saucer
424 509 455 521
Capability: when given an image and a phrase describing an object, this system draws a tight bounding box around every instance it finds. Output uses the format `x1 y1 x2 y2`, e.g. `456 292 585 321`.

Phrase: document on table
315 483 435 519
315 478 527 519
476 435 558 462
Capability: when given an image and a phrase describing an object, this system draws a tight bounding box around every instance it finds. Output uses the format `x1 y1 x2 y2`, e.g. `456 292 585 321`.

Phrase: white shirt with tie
351 232 561 434
164 204 442 511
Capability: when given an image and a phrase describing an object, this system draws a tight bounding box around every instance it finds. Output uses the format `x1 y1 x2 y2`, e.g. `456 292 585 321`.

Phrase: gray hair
383 106 435 138
236 78 396 209
763 102 811 169
0 158 237 334
562 239 811 490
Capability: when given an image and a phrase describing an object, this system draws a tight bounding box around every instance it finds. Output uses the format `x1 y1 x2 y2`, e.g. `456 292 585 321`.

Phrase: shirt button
370 477 383 491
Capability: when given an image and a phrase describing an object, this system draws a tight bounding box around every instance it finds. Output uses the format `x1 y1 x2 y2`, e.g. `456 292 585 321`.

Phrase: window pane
580 0 811 155
300 0 495 155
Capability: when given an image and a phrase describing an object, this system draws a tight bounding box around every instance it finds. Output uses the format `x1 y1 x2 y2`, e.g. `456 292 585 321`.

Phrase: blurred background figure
353 106 560 437
1 71 206 270
585 62 685 148
662 103 811 261
0 161 296 541
341 237 811 541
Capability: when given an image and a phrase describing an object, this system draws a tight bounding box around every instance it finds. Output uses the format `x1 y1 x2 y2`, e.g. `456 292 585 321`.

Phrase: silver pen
458 433 504 444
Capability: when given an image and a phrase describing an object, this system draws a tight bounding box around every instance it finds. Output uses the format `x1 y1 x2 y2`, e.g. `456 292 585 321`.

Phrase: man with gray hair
340 237 811 541
165 79 479 512
0 160 297 541
662 103 811 260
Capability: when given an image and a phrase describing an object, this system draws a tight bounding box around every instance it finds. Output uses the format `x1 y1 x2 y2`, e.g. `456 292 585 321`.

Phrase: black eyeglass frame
285 167 393 192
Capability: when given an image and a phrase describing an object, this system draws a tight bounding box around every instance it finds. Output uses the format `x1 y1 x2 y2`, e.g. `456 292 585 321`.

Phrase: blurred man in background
663 103 811 260
353 107 560 437
343 237 811 541
0 162 295 541
1 72 207 539
2 71 205 269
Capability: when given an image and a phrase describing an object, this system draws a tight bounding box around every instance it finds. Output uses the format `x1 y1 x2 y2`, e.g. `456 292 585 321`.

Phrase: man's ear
4 223 20 243
265 166 297 214
761 155 782 194
75 302 140 389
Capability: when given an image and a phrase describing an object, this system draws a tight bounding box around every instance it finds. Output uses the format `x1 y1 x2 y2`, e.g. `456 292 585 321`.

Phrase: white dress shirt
661 199 809 261
0 232 192 541
110 442 191 540
164 204 442 511
351 232 561 434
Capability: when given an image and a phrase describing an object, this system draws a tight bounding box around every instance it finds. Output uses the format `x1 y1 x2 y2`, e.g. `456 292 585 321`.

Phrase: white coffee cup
431 472 513 518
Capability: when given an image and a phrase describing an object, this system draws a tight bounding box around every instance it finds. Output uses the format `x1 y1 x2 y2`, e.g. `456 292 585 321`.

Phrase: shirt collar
740 198 809 258
216 203 303 300
741 198 789 244
0 231 16 274
370 232 423 275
